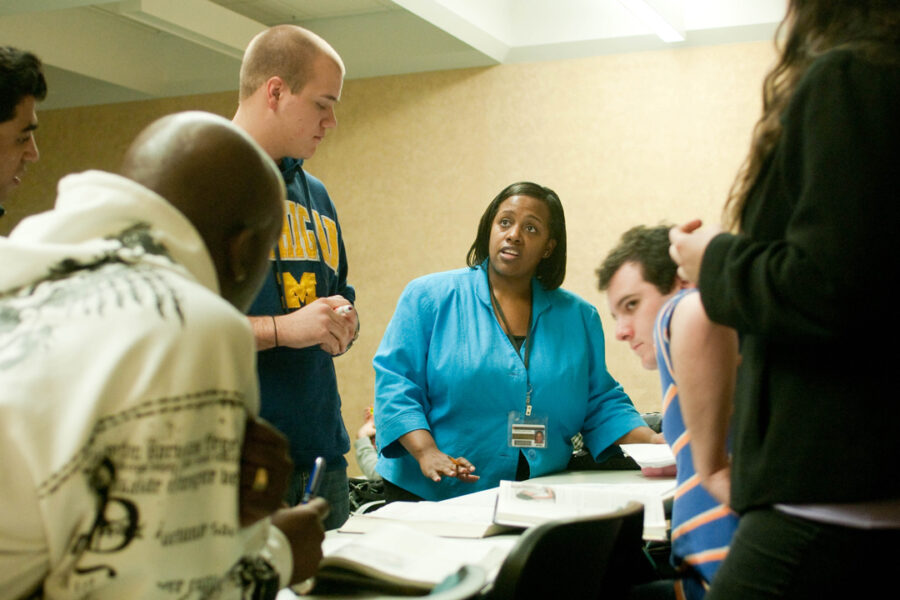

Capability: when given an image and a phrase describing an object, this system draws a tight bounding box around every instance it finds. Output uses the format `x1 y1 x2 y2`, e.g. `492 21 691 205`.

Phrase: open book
341 479 673 541
493 480 672 540
313 522 516 594
619 443 676 468
339 499 517 538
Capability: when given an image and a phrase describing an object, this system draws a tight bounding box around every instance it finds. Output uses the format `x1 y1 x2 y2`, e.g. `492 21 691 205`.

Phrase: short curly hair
597 224 677 295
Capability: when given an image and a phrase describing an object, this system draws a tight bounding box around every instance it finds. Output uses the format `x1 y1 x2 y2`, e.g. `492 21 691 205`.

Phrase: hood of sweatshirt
0 170 218 296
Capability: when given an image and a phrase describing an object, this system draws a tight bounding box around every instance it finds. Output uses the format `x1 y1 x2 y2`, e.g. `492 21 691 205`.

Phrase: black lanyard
487 270 535 415
273 247 287 314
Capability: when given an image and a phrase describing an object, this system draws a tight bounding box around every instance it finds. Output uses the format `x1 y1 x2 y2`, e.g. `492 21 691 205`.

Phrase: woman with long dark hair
670 1 900 597
373 182 661 502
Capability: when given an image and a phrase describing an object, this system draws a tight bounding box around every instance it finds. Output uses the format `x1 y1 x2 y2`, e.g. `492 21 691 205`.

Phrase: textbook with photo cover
492 480 670 540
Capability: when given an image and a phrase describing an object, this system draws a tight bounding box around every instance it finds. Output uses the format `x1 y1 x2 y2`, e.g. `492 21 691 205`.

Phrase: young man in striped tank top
598 225 738 600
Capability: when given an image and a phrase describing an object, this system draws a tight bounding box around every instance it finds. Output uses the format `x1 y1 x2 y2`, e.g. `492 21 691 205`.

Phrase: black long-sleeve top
699 48 900 514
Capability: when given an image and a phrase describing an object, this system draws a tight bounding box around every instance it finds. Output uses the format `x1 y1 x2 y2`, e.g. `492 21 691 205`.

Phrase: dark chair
481 501 647 600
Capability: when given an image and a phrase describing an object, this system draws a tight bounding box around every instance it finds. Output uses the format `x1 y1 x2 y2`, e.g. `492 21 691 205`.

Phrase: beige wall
3 40 775 476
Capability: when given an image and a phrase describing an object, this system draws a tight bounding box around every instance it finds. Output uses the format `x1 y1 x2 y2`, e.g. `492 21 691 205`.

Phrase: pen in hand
447 455 479 481
302 456 326 504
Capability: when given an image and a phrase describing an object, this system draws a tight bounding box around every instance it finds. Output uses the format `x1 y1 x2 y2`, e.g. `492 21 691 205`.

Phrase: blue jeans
285 466 350 531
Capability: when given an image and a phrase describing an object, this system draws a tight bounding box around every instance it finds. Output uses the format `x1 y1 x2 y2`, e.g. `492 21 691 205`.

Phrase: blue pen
302 456 326 503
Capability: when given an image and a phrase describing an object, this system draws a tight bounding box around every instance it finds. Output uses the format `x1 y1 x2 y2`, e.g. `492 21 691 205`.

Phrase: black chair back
483 501 646 600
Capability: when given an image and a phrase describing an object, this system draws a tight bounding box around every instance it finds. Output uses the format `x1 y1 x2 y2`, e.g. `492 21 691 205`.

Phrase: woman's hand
615 425 662 445
399 429 480 483
449 456 479 483
668 220 721 284
415 448 480 483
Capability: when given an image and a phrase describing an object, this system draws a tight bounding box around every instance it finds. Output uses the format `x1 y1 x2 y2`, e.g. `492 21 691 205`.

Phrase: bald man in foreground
0 112 327 599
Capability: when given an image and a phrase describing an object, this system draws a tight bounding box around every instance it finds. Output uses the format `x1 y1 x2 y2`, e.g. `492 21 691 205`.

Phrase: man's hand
668 220 722 284
641 465 678 477
275 296 356 355
701 466 731 507
270 498 330 585
240 417 293 527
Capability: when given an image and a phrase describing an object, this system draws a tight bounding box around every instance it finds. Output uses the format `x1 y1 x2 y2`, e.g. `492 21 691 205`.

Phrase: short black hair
466 181 567 290
597 224 677 295
1 46 47 123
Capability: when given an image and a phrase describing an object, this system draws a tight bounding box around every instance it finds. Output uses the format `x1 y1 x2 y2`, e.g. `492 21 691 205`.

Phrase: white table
278 469 674 598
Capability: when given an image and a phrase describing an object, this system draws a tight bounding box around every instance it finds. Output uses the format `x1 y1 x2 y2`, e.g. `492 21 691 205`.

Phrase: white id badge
508 411 548 449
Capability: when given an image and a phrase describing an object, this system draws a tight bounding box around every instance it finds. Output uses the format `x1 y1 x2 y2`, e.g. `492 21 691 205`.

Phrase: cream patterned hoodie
0 171 291 599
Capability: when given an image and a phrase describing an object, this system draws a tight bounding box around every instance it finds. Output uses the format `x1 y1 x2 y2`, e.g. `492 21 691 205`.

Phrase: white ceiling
0 0 787 110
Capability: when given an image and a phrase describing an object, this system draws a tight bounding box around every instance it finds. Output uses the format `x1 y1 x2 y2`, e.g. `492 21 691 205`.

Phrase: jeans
706 507 900 599
285 466 349 531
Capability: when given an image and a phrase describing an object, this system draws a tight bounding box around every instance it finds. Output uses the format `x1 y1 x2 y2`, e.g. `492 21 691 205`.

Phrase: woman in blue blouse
373 182 661 502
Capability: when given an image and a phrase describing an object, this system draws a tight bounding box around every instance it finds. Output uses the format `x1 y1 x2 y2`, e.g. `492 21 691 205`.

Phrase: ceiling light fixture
618 0 686 43
116 0 263 60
